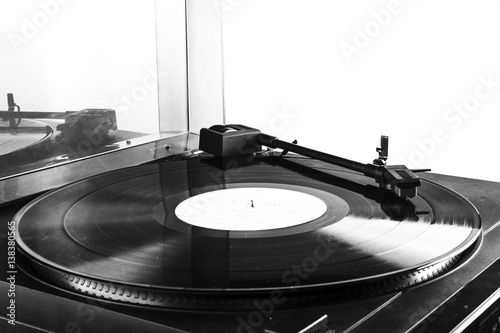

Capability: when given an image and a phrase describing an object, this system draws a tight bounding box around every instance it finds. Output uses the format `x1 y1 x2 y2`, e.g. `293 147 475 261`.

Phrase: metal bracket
2 93 21 130
374 135 388 166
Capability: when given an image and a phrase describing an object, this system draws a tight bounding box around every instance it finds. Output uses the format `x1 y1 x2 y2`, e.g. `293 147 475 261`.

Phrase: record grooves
14 156 482 310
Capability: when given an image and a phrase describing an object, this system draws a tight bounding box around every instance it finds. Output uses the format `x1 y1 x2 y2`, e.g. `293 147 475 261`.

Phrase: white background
0 0 159 134
222 0 500 182
1 0 499 182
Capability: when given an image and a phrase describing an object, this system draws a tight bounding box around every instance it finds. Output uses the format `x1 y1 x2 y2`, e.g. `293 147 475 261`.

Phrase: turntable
2 119 500 332
2 2 500 333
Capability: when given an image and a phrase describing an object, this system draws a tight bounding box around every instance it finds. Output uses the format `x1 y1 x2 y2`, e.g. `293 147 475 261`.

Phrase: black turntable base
2 155 500 333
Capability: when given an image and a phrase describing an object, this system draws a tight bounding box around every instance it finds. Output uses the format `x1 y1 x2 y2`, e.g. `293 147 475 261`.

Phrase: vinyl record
15 156 481 309
0 119 53 156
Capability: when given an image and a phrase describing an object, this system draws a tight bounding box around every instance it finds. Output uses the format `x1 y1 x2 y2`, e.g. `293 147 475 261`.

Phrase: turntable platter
14 156 481 309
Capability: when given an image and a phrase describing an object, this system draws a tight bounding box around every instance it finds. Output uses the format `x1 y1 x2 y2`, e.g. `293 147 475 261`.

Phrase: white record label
175 187 327 231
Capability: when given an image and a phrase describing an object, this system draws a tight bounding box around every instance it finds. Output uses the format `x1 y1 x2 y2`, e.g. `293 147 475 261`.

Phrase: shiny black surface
14 156 481 292
2 157 500 332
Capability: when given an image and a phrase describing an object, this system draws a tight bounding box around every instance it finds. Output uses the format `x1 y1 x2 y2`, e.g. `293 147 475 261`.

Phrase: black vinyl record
14 156 481 309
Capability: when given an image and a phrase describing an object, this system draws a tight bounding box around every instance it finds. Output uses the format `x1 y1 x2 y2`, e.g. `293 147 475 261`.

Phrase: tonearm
200 124 423 199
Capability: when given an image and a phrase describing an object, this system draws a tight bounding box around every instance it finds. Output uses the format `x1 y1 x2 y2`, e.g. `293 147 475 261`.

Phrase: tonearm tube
200 124 422 199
